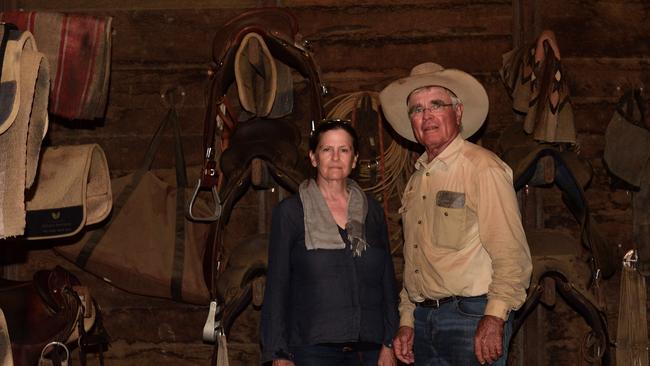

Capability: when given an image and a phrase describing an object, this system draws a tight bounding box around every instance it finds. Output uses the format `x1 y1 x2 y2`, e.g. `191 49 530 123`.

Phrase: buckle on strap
418 296 454 308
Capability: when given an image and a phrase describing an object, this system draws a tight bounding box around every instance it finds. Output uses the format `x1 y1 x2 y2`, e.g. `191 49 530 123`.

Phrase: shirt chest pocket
432 190 467 250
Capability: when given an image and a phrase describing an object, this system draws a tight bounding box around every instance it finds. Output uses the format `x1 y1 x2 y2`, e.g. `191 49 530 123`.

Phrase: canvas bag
55 105 213 304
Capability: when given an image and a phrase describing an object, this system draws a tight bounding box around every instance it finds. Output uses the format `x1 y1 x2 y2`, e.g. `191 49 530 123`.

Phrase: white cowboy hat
379 62 489 142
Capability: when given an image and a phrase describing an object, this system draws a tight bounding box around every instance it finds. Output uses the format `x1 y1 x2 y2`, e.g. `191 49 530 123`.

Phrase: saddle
194 9 324 358
219 118 303 188
498 125 615 363
213 234 268 335
0 266 95 366
512 230 612 364
189 7 324 222
497 124 617 279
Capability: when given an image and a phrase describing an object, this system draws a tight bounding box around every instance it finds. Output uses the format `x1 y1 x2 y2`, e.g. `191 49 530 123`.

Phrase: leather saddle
498 125 614 364
189 7 324 222
512 230 612 365
0 266 93 366
196 9 324 354
497 124 617 279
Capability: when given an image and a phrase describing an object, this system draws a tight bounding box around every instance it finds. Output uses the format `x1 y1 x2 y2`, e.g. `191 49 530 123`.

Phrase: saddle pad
25 144 112 240
604 109 650 187
0 29 49 239
235 32 277 117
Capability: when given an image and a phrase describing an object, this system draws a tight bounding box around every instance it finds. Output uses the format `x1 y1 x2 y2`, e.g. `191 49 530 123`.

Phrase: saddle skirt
604 90 650 188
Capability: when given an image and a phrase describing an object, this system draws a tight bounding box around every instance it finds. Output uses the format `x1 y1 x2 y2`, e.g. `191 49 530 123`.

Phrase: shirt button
444 211 449 216
422 195 426 200
426 172 430 176
417 220 422 224
414 269 419 274
414 244 418 248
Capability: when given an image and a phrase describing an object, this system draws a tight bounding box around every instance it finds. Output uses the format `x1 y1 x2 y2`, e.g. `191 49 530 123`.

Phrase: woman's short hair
309 119 359 154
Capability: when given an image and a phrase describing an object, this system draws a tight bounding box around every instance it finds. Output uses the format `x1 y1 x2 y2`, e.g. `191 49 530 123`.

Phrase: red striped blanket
1 11 112 120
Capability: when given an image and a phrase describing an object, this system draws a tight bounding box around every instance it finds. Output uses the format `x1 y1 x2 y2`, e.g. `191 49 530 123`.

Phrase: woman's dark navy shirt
260 194 399 363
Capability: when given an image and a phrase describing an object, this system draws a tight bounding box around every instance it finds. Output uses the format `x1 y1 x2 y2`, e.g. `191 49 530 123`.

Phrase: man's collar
415 134 463 170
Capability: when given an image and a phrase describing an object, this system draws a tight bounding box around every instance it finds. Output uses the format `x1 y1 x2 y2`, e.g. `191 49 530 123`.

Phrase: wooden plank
539 0 650 57
84 340 214 366
531 57 650 101
103 6 511 64
103 307 214 343
10 0 510 11
572 102 617 135
45 134 205 173
10 0 258 10
49 105 206 137
311 37 511 76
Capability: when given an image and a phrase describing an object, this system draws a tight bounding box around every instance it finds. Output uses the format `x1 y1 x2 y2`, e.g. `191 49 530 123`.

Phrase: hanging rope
324 91 413 203
616 250 649 366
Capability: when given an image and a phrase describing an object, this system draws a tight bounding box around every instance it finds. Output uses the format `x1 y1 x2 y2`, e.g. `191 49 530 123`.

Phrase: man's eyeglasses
408 101 455 117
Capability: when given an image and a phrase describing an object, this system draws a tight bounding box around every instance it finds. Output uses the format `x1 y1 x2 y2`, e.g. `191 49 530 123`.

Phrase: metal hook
623 249 638 269
160 85 186 109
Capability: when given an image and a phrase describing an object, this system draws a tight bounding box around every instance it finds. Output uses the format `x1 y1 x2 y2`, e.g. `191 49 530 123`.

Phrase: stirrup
202 300 224 342
188 179 222 222
40 341 70 366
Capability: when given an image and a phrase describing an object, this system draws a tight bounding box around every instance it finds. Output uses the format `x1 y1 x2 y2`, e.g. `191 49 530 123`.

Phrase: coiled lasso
325 92 415 252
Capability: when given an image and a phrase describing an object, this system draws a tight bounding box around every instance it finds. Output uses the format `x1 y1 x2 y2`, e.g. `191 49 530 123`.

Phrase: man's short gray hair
408 85 463 106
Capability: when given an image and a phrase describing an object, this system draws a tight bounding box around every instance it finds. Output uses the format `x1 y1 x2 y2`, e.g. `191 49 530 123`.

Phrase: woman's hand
378 345 397 366
272 359 295 366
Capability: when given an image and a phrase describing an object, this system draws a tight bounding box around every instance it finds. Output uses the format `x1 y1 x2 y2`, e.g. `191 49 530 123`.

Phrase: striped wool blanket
1 11 112 120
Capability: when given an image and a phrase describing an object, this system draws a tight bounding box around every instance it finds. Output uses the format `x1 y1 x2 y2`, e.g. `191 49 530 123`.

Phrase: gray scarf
299 179 369 257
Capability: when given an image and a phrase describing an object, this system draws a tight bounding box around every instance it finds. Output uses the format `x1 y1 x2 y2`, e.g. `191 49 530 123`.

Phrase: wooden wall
2 0 649 365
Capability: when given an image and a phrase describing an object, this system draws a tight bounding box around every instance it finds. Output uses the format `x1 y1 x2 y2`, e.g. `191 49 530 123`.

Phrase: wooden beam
512 0 540 47
9 0 511 11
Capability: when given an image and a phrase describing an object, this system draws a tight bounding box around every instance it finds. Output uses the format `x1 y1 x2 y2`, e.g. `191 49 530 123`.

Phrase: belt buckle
433 298 440 308
342 346 354 352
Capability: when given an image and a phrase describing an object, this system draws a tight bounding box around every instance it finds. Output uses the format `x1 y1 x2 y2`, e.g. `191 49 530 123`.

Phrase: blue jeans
290 342 380 366
413 296 513 366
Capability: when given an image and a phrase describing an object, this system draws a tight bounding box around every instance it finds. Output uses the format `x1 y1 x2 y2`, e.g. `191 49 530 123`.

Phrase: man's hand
378 345 396 366
473 315 505 365
272 359 294 366
393 326 415 364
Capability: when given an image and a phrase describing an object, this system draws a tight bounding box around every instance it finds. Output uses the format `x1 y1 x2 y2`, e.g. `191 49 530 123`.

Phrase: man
379 62 532 365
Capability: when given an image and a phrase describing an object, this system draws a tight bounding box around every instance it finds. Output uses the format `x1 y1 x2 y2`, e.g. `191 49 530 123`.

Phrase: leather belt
417 294 487 309
417 296 455 308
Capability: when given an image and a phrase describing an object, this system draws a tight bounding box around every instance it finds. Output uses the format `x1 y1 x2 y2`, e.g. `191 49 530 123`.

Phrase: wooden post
511 0 542 363
513 0 541 48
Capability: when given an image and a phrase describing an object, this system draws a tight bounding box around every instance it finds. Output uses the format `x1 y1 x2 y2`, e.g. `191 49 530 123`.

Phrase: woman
261 119 398 366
